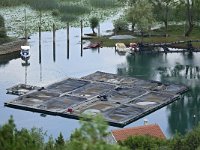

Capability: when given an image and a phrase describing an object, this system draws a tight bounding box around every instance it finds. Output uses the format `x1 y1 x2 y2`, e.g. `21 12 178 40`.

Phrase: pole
39 25 41 64
67 23 69 59
53 23 56 62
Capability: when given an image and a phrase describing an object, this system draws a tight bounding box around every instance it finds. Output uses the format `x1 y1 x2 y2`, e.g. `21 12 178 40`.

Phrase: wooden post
25 65 27 85
67 23 69 59
80 20 83 57
53 23 56 62
39 25 41 64
81 39 83 57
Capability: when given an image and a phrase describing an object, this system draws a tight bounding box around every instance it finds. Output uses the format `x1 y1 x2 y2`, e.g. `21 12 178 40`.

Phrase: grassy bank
90 25 200 48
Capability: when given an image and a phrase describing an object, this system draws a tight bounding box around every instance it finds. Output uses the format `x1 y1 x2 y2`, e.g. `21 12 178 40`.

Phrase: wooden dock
5 71 188 127
130 40 200 54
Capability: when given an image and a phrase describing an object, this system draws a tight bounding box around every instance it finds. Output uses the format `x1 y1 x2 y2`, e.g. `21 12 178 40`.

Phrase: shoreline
0 39 27 55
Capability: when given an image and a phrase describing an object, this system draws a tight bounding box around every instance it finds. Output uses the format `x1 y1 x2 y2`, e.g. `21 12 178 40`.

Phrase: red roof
112 124 166 142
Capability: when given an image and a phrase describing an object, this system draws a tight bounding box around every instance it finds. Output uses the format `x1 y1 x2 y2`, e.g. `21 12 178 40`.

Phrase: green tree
89 17 99 34
150 0 177 36
0 116 15 150
0 116 45 150
176 0 200 36
45 136 55 150
0 15 7 38
113 18 129 32
125 7 137 33
55 133 65 150
67 114 128 150
130 0 154 40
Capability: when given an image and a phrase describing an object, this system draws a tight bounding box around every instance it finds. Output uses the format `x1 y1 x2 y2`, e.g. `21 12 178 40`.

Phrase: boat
20 46 30 61
83 42 101 49
129 43 139 53
115 43 129 53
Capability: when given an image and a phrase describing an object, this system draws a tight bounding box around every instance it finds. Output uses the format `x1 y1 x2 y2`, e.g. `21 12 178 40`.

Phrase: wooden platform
5 71 188 127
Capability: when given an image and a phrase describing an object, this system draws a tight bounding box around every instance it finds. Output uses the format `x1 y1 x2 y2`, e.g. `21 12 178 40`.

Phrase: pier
134 40 200 53
5 71 188 127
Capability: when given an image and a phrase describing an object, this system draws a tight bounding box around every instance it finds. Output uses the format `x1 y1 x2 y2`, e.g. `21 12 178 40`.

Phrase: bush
119 135 167 150
113 19 128 32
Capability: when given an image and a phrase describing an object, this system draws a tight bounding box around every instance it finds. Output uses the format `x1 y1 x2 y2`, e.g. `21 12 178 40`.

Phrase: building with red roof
111 124 166 142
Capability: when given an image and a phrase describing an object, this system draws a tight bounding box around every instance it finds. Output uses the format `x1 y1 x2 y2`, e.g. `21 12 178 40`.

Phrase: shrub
113 18 128 32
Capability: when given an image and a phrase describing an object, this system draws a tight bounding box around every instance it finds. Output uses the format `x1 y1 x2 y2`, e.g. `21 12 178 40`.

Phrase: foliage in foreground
120 124 200 150
2 115 200 150
0 115 127 150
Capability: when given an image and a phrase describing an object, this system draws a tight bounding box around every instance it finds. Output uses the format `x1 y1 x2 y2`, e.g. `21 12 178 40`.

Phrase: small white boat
20 46 30 61
115 43 129 53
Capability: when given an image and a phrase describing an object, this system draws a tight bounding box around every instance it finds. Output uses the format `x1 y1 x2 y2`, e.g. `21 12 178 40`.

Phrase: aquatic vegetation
0 0 22 7
61 15 78 22
28 0 58 11
59 4 90 16
88 0 119 8
0 0 122 37
59 4 90 22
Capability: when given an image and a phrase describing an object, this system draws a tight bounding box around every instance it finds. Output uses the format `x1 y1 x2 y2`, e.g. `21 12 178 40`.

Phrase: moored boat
20 46 30 61
115 43 129 53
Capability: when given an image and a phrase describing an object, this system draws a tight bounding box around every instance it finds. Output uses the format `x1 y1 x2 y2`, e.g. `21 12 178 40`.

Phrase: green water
118 53 200 136
1 26 200 139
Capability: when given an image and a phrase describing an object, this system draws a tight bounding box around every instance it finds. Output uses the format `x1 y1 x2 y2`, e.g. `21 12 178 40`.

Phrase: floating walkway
130 40 200 54
6 84 40 96
5 71 188 127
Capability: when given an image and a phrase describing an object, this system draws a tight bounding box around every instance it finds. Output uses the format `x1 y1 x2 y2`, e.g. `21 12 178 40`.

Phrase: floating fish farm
5 71 188 127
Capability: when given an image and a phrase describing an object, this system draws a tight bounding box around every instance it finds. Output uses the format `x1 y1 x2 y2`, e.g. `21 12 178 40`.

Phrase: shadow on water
117 53 162 79
0 51 20 67
167 87 200 135
159 63 200 135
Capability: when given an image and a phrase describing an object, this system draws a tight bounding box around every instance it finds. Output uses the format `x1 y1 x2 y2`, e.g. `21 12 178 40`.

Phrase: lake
1 23 200 139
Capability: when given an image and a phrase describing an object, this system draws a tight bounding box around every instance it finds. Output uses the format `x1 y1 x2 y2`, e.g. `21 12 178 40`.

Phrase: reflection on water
117 52 200 135
0 52 20 67
157 64 200 80
0 27 127 139
1 25 200 138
